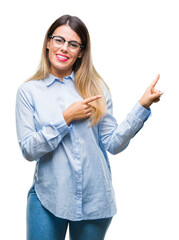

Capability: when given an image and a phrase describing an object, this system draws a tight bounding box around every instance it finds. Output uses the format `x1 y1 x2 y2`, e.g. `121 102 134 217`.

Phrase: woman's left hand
139 74 163 109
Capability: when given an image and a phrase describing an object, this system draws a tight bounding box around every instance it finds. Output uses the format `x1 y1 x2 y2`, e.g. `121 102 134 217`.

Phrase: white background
0 0 179 239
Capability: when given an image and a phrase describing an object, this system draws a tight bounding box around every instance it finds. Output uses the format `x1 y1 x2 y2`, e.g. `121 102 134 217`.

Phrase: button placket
71 126 83 219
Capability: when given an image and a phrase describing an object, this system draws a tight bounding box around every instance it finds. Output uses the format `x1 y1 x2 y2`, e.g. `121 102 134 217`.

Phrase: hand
63 95 102 125
139 74 163 109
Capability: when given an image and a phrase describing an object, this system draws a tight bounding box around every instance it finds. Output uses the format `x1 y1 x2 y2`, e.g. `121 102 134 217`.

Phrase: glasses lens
68 42 80 52
53 37 64 48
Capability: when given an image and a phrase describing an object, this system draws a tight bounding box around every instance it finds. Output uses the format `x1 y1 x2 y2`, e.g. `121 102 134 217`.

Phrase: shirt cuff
50 113 72 135
131 101 151 122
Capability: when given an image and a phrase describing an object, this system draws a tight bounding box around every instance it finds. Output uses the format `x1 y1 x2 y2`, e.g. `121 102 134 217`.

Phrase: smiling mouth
56 54 69 62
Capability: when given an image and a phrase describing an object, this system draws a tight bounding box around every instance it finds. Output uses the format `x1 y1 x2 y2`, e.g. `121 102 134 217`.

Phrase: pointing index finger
151 74 160 88
83 95 102 104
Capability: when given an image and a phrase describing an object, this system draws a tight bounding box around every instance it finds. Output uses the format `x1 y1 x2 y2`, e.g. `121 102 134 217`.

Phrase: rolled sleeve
131 101 151 122
49 112 72 137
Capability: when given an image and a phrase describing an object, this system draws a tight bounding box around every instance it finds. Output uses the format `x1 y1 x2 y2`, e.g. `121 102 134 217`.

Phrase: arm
16 86 72 161
100 74 162 155
99 99 150 155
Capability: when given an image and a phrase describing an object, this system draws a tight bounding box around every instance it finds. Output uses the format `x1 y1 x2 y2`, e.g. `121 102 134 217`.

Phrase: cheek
47 48 53 62
72 55 79 63
72 52 82 62
48 48 59 65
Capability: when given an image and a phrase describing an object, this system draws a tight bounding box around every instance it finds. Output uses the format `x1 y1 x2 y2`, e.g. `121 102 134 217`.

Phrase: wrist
63 110 72 126
139 99 151 109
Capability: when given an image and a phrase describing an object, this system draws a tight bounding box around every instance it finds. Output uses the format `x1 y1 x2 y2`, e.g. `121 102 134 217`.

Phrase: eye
69 42 79 48
54 38 64 44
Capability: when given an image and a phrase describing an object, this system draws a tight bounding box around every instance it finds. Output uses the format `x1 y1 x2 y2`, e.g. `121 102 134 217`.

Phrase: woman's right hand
63 95 102 125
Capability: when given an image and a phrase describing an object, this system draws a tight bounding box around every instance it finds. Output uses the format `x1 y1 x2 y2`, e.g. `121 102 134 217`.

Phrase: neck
50 67 73 80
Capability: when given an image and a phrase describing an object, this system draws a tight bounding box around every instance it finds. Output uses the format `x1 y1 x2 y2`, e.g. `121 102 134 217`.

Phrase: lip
56 54 69 62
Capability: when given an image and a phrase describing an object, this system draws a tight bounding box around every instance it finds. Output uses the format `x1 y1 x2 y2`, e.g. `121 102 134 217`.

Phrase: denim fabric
16 72 151 220
27 187 112 240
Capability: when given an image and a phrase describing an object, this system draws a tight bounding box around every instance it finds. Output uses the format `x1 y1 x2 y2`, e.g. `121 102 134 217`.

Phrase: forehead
53 25 81 42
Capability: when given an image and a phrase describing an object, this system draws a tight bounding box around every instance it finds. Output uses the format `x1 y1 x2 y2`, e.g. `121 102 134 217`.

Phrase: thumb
151 91 162 100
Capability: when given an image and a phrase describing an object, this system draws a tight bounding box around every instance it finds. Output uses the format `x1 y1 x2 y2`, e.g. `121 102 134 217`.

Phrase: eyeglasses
49 35 84 52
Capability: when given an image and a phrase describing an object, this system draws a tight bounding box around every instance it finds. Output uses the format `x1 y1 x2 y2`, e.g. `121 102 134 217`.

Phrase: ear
46 39 50 50
78 50 84 59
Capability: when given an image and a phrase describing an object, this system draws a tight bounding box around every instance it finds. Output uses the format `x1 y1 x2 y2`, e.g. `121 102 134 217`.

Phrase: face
46 25 83 79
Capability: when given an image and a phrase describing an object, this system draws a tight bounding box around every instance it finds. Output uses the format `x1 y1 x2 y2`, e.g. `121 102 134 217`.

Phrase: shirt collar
44 71 75 87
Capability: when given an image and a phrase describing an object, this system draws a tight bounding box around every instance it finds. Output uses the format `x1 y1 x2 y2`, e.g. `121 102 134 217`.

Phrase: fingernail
98 95 102 98
160 92 164 95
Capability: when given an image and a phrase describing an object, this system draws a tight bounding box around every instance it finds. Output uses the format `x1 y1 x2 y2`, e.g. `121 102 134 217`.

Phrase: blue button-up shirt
16 72 151 221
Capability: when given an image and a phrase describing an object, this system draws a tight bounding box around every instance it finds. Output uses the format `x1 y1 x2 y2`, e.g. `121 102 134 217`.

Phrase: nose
61 42 68 52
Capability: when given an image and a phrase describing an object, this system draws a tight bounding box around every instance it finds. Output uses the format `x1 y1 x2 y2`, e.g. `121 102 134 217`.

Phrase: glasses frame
49 35 84 51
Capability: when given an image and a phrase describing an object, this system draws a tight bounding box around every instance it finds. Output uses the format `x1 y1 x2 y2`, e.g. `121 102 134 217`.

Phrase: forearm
18 118 72 161
106 113 144 154
100 102 151 155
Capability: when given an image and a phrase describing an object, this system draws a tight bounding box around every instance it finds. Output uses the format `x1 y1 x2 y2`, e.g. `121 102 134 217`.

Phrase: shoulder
18 79 44 91
16 80 45 106
17 79 45 96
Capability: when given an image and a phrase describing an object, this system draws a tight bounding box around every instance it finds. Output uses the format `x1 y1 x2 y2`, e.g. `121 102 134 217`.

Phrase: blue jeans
27 187 113 240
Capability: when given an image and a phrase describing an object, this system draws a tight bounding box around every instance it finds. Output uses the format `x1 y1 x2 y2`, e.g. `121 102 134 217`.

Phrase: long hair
28 15 109 126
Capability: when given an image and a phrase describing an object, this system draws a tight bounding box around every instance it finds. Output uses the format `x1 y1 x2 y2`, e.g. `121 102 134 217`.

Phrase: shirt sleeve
15 85 72 161
99 88 151 155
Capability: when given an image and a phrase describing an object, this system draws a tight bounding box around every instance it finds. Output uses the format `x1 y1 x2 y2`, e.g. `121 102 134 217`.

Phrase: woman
16 15 162 240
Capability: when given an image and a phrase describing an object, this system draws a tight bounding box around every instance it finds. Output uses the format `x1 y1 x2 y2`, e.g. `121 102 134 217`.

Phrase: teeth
57 55 68 59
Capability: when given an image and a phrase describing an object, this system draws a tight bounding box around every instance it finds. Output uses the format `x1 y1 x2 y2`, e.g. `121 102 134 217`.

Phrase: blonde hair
28 15 109 126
